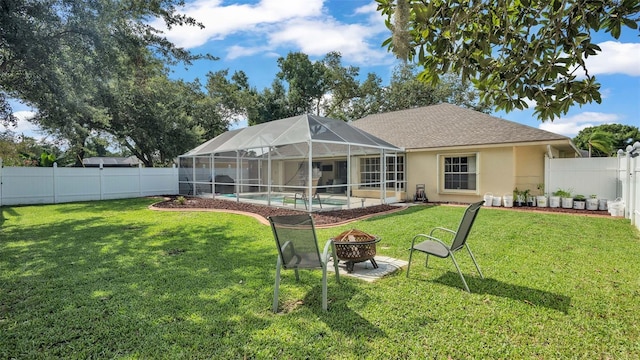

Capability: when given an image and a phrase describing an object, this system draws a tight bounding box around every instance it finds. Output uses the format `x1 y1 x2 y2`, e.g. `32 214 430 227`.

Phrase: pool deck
210 192 385 211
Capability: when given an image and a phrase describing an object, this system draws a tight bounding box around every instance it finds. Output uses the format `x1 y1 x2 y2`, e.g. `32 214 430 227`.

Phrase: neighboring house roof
83 156 141 167
351 103 572 150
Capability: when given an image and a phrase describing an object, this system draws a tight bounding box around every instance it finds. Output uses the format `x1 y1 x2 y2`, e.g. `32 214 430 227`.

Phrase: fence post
53 162 58 204
99 163 104 200
138 163 143 196
631 154 637 226
172 164 178 195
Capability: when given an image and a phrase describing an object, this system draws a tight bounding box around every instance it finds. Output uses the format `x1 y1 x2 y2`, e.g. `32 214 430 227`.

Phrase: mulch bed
152 196 401 226
152 196 615 226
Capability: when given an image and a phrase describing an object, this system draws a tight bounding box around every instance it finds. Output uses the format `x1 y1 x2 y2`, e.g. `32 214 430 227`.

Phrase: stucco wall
404 146 546 203
514 145 547 196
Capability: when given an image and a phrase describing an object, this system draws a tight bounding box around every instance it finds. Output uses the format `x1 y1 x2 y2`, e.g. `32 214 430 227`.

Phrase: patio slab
327 256 407 282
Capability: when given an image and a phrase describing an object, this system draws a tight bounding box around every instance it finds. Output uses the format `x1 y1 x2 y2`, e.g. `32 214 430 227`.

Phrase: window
360 156 405 190
360 157 380 188
443 155 477 191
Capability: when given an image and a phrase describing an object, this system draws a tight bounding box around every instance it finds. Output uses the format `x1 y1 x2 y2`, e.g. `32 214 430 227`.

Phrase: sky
6 0 640 144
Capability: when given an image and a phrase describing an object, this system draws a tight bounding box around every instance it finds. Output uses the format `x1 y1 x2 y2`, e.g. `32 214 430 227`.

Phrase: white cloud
586 41 640 76
2 111 43 139
226 45 266 60
153 0 393 66
267 17 390 65
153 0 324 49
538 112 621 137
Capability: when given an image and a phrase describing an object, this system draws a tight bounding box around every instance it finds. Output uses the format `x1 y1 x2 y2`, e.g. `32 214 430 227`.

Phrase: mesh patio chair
294 177 322 210
268 214 340 312
406 201 485 292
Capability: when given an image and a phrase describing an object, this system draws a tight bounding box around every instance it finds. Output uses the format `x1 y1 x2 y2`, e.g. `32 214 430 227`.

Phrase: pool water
221 193 347 206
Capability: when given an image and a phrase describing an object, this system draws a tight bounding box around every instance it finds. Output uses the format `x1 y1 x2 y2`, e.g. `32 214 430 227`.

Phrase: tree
202 70 256 138
1 0 210 125
377 0 640 121
586 131 614 157
1 0 229 166
341 63 490 119
250 53 489 123
345 73 387 121
319 52 361 120
276 52 328 115
249 80 293 125
0 131 63 166
573 124 640 156
105 65 207 167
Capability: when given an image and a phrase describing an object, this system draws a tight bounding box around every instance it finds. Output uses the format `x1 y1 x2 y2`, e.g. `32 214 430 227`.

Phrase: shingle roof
351 103 570 150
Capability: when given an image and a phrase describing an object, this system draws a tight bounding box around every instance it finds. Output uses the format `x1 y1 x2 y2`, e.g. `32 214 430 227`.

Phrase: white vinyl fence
618 149 640 230
546 148 640 230
0 162 178 206
545 157 619 201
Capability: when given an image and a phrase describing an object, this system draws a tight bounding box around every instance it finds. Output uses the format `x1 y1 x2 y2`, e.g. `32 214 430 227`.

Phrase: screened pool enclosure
178 114 405 211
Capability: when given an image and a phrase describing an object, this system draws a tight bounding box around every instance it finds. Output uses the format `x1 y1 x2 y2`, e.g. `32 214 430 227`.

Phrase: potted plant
513 188 525 207
573 194 586 210
549 190 562 208
559 189 573 209
525 189 536 207
536 183 548 207
586 194 599 210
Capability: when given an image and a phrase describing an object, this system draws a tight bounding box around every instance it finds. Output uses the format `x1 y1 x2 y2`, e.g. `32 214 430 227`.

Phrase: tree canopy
1 0 223 166
376 0 640 121
248 52 487 124
1 0 211 123
573 124 640 156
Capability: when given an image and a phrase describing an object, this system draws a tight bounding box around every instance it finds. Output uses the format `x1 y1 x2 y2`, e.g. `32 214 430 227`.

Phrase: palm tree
587 131 614 157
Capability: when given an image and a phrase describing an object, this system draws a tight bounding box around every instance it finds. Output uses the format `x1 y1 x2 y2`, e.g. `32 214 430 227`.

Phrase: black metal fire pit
331 229 381 273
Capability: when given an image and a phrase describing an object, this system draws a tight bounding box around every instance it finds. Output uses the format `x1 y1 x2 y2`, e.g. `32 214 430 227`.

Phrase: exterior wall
405 145 550 203
514 145 547 196
479 147 517 199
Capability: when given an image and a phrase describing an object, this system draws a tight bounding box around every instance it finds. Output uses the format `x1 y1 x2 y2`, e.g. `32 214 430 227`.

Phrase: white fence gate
0 162 178 206
618 150 640 230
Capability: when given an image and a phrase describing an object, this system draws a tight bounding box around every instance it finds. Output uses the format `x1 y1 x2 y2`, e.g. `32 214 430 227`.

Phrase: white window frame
359 155 405 190
438 153 479 194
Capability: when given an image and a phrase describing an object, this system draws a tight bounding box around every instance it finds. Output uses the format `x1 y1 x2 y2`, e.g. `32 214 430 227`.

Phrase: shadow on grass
0 213 279 355
1 206 20 227
434 272 571 314
300 283 387 338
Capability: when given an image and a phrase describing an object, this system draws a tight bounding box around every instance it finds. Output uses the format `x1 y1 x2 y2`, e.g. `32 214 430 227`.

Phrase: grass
1 198 639 359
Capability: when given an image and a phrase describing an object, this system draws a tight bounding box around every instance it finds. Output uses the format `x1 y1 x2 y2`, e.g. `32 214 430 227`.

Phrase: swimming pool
221 193 347 206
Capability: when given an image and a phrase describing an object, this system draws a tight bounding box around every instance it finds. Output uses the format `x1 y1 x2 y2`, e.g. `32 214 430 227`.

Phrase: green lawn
1 198 639 359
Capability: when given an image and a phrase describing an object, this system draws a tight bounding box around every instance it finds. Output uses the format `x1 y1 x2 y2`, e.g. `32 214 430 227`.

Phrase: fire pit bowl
331 229 381 273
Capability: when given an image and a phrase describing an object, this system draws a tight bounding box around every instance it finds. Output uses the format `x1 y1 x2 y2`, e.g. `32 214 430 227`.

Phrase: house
351 103 580 203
